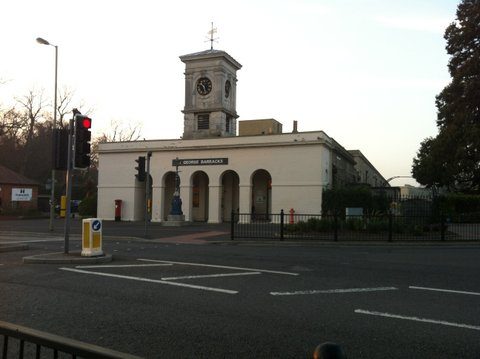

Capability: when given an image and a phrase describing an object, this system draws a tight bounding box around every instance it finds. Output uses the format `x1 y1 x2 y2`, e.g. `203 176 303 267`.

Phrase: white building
97 49 387 222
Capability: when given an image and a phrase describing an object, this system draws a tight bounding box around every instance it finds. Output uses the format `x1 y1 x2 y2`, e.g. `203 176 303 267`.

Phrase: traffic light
135 156 146 182
52 128 69 170
74 114 92 169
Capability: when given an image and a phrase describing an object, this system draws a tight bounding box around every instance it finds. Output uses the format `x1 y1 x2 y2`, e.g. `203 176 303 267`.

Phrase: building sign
172 158 228 166
11 188 33 201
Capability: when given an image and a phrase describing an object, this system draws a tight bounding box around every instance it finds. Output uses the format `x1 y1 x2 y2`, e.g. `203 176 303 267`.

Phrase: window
197 114 210 130
226 116 232 133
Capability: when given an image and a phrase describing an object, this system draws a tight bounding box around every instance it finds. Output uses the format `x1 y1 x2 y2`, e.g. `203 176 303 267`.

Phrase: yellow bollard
60 195 67 218
81 218 104 257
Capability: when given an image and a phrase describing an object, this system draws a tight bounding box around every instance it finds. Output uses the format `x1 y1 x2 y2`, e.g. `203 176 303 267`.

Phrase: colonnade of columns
150 169 271 223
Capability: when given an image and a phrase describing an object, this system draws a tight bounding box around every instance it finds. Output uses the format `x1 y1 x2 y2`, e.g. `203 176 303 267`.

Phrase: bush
365 218 388 233
285 218 334 233
322 187 390 215
1 207 42 217
78 195 97 217
345 218 364 231
435 194 480 221
307 217 334 231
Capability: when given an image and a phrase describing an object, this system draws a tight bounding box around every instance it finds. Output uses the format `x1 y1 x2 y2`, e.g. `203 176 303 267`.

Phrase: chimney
292 120 298 133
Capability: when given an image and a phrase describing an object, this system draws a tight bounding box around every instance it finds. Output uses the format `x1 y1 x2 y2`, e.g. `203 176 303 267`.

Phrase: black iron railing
0 320 142 359
231 210 480 242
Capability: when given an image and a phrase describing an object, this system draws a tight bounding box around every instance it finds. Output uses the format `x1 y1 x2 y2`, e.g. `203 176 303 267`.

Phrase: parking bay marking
161 271 262 281
74 264 262 280
409 285 480 296
137 258 299 276
355 309 480 331
270 286 398 296
76 263 173 269
61 259 298 295
59 267 238 295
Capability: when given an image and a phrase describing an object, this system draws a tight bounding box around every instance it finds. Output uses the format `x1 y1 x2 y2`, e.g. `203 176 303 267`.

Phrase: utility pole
36 37 58 231
144 151 152 238
63 116 74 253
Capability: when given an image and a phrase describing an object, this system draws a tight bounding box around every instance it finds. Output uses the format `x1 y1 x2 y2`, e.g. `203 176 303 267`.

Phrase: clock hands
196 77 212 95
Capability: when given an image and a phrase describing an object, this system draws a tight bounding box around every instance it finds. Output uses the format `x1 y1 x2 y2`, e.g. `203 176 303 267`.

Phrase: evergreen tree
412 0 480 192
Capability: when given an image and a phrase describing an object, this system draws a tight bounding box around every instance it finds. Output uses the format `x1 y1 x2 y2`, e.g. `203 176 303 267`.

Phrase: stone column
152 185 163 222
208 184 222 224
181 184 192 222
238 183 251 223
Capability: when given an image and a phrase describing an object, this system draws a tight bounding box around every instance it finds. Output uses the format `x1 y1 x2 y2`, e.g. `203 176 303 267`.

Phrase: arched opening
163 172 176 220
221 170 239 222
251 169 272 221
191 171 209 222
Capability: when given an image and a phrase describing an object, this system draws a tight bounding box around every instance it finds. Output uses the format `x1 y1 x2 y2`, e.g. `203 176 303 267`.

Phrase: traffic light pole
63 117 74 254
144 151 152 238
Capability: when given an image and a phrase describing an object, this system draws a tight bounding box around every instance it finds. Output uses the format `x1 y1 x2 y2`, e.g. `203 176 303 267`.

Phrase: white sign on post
11 188 32 201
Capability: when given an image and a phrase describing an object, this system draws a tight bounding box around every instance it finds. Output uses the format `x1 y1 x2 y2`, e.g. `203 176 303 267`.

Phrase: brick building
0 165 39 213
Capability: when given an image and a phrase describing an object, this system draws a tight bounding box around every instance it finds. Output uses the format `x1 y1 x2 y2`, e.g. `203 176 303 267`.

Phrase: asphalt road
1 220 480 358
0 217 231 240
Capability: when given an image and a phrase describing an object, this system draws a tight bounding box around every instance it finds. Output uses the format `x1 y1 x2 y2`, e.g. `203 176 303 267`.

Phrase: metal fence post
334 212 338 242
388 211 393 242
231 210 235 241
441 213 445 241
280 209 284 241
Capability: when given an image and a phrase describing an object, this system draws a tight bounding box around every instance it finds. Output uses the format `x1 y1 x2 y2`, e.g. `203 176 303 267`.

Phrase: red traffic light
82 117 92 129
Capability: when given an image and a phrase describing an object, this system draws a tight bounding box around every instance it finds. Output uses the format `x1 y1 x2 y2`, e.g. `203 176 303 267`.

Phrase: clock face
196 77 212 96
225 80 231 98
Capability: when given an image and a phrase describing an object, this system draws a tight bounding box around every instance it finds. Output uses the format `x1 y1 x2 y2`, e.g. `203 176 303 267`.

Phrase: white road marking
162 271 261 281
270 286 398 296
59 267 238 295
409 286 480 296
355 309 480 331
138 258 299 276
76 263 173 269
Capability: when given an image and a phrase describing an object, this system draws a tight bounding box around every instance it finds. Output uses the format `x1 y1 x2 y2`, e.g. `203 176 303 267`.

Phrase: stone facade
98 131 339 222
181 50 241 139
348 150 388 187
96 48 388 223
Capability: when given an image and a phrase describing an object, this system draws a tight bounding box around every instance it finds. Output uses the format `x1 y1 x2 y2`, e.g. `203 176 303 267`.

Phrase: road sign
92 220 102 232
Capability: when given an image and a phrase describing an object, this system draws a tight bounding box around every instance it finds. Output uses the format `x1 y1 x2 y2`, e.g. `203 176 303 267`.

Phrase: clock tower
180 49 242 139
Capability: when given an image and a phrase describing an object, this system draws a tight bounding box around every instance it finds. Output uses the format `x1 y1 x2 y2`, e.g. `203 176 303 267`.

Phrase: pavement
22 251 113 264
0 243 29 252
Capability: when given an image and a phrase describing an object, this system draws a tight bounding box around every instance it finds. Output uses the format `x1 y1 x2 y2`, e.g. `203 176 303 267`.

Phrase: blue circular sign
92 220 102 231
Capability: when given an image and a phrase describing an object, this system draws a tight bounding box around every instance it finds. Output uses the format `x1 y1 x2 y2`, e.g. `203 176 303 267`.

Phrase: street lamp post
36 37 58 232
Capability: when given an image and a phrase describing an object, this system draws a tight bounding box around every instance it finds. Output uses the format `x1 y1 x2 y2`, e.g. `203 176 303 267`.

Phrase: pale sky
0 0 459 186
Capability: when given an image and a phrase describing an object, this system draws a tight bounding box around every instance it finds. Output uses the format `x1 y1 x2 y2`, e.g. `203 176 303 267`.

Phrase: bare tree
0 107 25 170
103 119 143 142
0 107 24 141
41 87 94 129
90 119 143 169
15 89 46 174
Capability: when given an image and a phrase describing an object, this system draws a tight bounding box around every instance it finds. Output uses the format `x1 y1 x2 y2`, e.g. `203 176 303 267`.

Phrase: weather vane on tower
206 22 219 50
